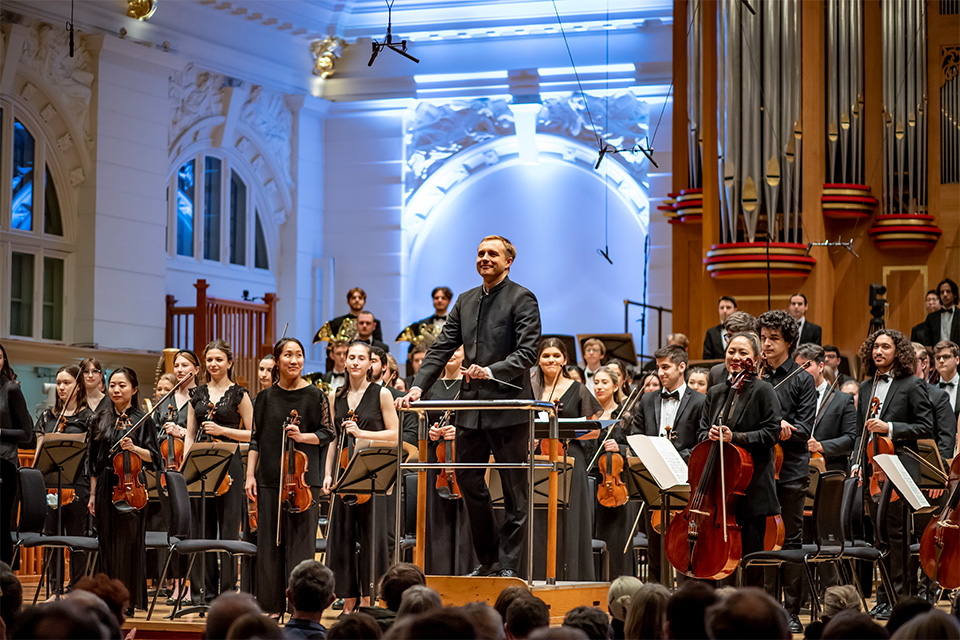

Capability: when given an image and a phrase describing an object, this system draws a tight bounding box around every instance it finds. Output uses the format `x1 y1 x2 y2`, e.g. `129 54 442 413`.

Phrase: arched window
168 153 270 271
1 101 70 341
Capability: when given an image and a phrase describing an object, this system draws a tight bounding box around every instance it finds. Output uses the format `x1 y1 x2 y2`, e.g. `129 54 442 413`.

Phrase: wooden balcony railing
165 279 277 388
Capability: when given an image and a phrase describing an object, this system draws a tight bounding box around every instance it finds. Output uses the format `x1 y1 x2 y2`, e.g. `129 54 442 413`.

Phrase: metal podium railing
396 399 559 586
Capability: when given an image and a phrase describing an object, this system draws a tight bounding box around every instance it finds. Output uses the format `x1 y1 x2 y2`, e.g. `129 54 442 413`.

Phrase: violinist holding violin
246 337 334 617
697 333 782 578
86 367 160 614
855 330 933 620
34 364 91 590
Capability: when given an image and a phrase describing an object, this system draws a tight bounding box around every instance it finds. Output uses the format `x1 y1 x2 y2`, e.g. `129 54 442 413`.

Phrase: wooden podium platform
426 576 610 624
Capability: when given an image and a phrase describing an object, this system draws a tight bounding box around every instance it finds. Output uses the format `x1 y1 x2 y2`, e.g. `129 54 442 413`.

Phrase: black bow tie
941 380 956 389
661 390 680 401
877 374 890 383
941 307 954 314
585 371 595 378
331 372 345 378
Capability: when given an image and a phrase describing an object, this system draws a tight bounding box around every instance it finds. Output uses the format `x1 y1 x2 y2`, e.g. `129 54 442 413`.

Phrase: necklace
441 378 459 390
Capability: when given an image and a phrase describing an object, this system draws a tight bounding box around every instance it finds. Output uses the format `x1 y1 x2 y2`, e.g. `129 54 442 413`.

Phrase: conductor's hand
395 387 421 409
462 364 489 380
708 425 733 443
244 476 256 501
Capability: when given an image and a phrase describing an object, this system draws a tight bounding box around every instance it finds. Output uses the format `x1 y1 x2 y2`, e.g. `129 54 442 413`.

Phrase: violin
248 495 258 534
202 401 233 497
280 410 313 514
919 454 960 589
47 414 76 508
111 412 149 513
665 359 756 580
597 449 629 508
764 448 786 551
159 404 184 492
338 409 370 505
864 394 898 503
434 409 461 500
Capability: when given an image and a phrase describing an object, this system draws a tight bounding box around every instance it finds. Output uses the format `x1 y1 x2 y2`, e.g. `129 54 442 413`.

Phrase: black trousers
190 454 244 603
867 482 913 605
1 459 18 566
326 494 394 599
95 476 148 610
767 476 808 615
456 425 528 573
255 486 321 614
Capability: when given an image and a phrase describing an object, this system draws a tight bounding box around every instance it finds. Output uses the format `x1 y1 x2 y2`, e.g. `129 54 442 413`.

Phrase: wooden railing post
263 292 277 354
194 279 209 356
165 295 177 347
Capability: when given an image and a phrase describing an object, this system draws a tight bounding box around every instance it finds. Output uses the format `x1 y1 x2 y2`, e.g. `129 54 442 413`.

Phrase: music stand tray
487 457 575 507
533 419 616 440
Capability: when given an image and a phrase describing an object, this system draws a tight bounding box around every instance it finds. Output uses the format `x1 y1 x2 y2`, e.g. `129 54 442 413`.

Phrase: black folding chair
839 476 895 611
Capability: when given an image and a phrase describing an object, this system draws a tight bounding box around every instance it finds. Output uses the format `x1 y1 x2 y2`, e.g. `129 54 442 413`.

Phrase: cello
665 359 755 580
111 412 149 513
919 452 960 589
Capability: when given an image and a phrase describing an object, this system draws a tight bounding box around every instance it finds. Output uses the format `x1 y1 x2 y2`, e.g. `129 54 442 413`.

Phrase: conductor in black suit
788 293 822 346
702 296 738 360
397 235 541 578
855 329 933 618
921 278 960 347
633 344 705 583
793 344 858 474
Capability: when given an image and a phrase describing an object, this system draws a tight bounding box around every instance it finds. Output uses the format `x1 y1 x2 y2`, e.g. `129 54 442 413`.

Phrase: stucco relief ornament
311 37 345 79
240 86 292 185
168 64 225 147
19 22 94 141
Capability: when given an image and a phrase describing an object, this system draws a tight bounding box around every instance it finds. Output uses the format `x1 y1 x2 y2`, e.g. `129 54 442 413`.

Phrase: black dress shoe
466 563 500 577
332 598 345 610
787 613 803 634
499 568 519 579
873 603 892 621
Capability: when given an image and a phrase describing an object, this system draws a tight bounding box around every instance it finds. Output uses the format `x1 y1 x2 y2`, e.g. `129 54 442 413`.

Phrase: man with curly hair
855 329 934 619
756 310 817 633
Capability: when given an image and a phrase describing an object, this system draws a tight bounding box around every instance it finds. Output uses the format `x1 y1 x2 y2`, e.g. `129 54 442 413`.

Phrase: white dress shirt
941 306 956 342
584 366 601 394
659 383 686 438
872 374 897 438
939 373 958 412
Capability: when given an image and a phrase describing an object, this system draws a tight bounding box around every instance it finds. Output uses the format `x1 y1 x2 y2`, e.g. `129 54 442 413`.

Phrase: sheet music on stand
873 454 931 512
626 434 688 491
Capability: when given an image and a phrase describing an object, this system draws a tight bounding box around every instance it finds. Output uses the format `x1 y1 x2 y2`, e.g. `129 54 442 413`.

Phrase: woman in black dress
1 343 35 565
323 341 399 613
35 364 91 592
532 338 601 581
246 337 335 616
699 332 781 564
80 357 107 414
589 365 638 578
423 346 477 575
86 367 160 613
183 340 253 602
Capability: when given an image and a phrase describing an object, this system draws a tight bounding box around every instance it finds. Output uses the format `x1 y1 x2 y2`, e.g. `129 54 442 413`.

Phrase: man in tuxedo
702 296 737 359
397 235 541 578
356 311 390 354
913 344 958 465
758 310 817 633
855 330 933 619
706 311 757 388
322 339 349 393
911 290 941 345
822 345 854 387
314 286 383 343
582 338 606 395
921 278 960 347
794 344 858 474
933 340 959 418
633 344 705 584
788 293 822 346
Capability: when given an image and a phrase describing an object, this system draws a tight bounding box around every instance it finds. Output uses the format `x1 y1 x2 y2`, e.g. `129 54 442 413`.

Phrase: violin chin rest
112 500 136 514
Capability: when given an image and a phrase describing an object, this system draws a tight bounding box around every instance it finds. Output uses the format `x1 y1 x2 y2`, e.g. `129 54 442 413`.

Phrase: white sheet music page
873 453 930 510
626 434 688 489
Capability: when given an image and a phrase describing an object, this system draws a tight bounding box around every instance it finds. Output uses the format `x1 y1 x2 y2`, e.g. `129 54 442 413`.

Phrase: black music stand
174 442 236 618
32 433 86 598
333 447 399 601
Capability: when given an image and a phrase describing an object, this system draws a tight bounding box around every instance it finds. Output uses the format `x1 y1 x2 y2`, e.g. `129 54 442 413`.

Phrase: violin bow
54 370 82 430
772 360 814 390
810 377 841 441
108 372 195 454
585 387 641 474
853 371 881 474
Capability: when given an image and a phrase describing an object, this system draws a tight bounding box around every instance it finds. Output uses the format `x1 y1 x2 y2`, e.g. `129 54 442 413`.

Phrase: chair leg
877 559 896 605
846 560 871 612
148 549 175 621
33 549 52 605
803 561 821 621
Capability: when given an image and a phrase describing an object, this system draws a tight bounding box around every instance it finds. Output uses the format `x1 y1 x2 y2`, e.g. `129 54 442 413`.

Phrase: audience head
705 587 789 640
718 296 738 323
405 608 477 639
72 573 130 627
64 589 123 639
11 599 110 640
328 612 383 640
891 610 960 640
203 592 262 640
722 310 756 337
886 595 934 635
686 367 709 394
606 576 643 622
530 628 588 640
665 581 717 640
624 582 669 640
287 559 335 615
460 602 505 640
396 585 443 620
820 585 860 621
820 610 888 639
225 613 283 639
505 595 550 640
1 562 23 632
380 562 426 612
494 586 531 622
562 606 611 640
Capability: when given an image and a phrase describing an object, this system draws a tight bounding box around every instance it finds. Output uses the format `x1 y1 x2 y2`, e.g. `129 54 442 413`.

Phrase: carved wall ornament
127 0 158 21
311 36 346 79
943 45 960 83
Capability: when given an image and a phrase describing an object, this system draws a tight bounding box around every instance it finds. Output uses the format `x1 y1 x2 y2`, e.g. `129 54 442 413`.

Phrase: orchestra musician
34 364 91 590
793 344 858 474
397 235 541 579
699 332 782 581
324 341 399 614
855 330 933 620
633 345 705 584
686 367 709 395
702 296 737 360
707 312 757 388
322 340 349 395
183 340 254 603
315 287 384 344
757 310 816 632
80 357 108 413
532 337 601 581
582 338 606 395
256 354 274 401
0 343 33 566
86 367 160 614
246 337 335 617
356 311 390 354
